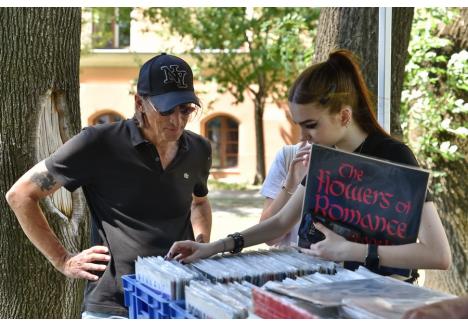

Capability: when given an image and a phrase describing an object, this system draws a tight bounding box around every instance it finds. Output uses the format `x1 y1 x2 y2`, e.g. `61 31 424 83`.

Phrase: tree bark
313 7 414 138
439 8 468 52
0 8 88 318
421 8 468 296
389 8 414 139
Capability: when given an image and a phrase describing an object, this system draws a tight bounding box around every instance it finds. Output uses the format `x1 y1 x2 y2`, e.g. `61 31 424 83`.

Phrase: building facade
80 8 300 183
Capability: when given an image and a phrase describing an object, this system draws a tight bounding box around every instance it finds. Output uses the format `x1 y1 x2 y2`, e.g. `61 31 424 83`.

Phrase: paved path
208 189 268 250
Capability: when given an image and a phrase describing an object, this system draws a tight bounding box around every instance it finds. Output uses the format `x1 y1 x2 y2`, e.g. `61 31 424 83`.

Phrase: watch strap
365 244 379 271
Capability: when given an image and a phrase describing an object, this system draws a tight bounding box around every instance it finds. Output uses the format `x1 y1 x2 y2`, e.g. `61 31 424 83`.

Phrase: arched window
206 116 239 168
90 111 124 125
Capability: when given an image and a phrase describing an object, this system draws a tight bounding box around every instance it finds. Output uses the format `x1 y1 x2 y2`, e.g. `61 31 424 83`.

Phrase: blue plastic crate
122 274 195 319
169 301 196 319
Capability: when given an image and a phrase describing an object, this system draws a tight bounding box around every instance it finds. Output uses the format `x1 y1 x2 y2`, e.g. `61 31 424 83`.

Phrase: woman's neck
335 125 369 152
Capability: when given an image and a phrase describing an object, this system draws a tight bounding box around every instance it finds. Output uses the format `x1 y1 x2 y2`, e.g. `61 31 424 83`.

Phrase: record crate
122 274 196 319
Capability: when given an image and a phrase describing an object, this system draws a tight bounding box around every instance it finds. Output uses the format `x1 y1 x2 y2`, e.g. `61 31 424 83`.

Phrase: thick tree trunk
389 8 414 139
424 144 468 296
0 8 89 318
422 8 468 296
313 8 414 137
439 8 468 51
314 8 379 93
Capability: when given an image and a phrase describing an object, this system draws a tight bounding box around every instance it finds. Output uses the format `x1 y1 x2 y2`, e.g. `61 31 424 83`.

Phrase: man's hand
55 246 111 281
195 234 207 243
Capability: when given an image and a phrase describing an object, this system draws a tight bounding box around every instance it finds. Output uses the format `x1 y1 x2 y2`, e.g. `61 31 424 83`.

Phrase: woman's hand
298 223 349 261
284 141 311 191
165 240 216 263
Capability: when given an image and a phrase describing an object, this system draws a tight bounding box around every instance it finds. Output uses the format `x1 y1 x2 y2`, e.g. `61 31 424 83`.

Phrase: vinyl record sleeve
299 144 430 247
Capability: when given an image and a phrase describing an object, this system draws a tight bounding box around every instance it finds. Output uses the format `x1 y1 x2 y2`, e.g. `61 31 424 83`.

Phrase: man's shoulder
78 120 129 142
184 130 211 149
86 119 127 133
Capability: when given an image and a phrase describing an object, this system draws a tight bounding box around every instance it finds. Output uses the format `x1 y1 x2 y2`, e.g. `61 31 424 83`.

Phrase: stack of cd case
135 256 204 300
190 247 338 285
135 248 338 300
184 280 258 318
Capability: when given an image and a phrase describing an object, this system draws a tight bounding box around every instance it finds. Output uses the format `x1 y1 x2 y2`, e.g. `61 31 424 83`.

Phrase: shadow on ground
208 189 264 217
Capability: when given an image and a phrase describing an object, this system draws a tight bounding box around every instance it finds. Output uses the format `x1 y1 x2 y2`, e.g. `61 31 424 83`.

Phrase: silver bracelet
281 185 296 195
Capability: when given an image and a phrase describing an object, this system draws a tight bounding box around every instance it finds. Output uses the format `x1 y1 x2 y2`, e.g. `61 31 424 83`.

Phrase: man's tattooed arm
30 171 57 192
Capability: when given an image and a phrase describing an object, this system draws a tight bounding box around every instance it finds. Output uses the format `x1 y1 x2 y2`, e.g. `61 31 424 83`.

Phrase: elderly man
6 53 212 318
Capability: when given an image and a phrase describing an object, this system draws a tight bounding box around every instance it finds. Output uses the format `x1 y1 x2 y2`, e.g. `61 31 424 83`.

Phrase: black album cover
299 144 429 254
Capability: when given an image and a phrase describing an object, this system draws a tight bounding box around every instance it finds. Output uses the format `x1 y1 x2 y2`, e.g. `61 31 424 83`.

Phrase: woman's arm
378 201 451 269
260 142 310 245
302 201 451 270
167 186 306 263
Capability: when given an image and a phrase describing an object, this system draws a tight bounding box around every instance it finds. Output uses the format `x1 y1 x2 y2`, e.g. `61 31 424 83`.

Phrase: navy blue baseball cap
137 53 200 113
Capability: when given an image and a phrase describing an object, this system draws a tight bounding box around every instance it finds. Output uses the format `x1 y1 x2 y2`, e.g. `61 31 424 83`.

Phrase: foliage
143 7 319 105
83 7 132 49
144 8 319 183
401 8 467 194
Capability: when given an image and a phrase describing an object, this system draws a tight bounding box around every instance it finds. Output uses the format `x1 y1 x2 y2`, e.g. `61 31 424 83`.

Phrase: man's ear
340 105 353 127
135 94 144 112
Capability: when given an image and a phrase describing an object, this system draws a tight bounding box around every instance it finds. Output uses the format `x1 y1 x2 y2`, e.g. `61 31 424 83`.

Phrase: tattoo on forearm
31 172 57 191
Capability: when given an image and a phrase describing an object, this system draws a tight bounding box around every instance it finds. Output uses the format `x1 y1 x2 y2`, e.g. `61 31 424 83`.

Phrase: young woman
167 49 451 276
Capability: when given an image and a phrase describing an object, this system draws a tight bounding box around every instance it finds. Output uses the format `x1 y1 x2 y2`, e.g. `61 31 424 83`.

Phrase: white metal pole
378 7 392 133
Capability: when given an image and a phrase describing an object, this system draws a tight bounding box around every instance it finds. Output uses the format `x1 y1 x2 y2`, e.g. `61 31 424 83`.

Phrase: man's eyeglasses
147 100 197 117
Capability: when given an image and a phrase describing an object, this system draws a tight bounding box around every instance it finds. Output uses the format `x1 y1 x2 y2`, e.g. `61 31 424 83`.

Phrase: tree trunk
253 96 266 185
313 7 414 137
389 8 414 139
438 8 468 51
424 141 468 296
422 8 468 296
0 8 89 318
314 8 379 93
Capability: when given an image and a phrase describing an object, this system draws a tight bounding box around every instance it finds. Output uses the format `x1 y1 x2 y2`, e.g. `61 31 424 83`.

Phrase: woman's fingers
313 222 331 236
166 241 196 260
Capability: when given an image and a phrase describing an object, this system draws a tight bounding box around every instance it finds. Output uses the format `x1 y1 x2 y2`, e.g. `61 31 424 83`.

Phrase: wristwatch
365 244 380 271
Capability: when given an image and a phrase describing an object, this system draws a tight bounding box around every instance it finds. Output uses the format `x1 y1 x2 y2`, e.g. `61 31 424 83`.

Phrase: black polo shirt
45 118 211 316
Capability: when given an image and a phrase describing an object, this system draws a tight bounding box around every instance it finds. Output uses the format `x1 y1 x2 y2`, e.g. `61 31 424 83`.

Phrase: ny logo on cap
160 65 188 88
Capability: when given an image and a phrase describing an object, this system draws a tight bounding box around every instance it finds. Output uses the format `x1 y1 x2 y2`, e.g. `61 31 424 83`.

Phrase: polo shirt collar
179 132 189 152
128 118 148 147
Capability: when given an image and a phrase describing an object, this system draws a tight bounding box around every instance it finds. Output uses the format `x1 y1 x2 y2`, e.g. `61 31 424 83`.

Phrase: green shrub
401 8 467 194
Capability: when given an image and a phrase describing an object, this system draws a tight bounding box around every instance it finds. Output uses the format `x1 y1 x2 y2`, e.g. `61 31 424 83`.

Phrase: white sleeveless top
260 143 302 247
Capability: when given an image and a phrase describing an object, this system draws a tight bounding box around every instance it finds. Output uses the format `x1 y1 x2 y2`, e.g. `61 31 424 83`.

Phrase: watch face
366 257 379 270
